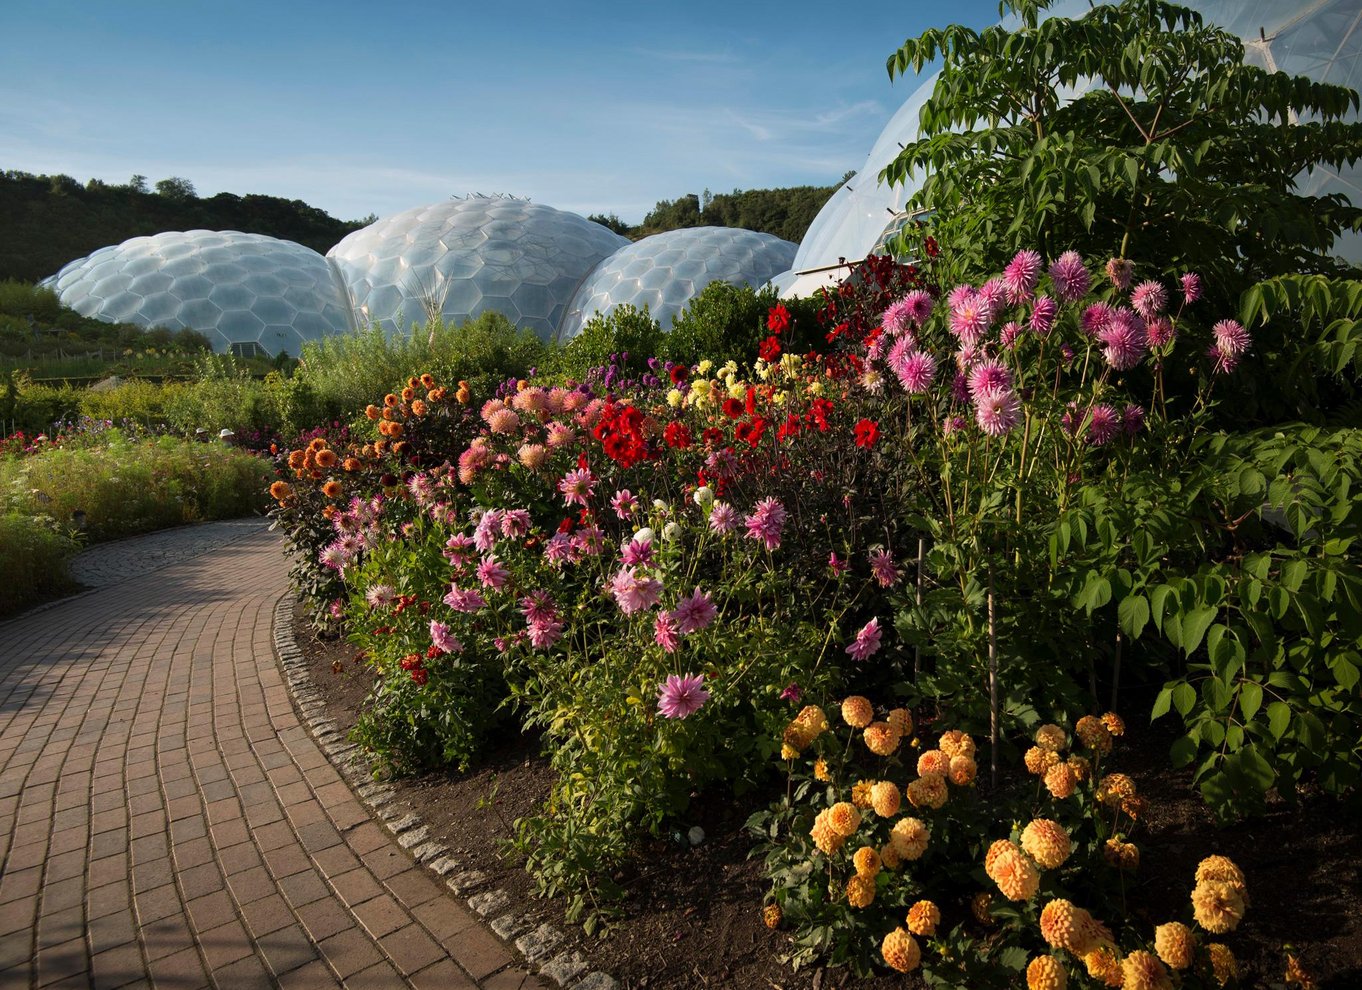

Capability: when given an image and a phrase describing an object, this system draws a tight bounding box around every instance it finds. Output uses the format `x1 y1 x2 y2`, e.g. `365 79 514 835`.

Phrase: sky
1 0 1003 225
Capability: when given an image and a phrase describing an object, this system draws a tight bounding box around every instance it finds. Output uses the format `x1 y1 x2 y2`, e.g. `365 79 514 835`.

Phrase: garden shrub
0 512 78 615
662 281 821 366
547 304 662 385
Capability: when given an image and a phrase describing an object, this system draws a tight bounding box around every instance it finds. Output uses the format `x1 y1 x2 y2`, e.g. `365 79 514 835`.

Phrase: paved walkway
0 520 544 989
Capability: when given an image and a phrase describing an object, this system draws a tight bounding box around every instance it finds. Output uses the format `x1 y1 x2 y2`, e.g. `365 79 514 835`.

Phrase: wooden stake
988 562 999 789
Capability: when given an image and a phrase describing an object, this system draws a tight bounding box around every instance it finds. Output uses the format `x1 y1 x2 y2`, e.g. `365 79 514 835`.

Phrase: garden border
270 592 621 990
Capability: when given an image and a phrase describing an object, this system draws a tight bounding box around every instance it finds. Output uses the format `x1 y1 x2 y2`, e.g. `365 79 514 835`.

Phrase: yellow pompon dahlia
1039 899 1083 952
985 838 1018 878
1025 746 1060 775
870 780 901 818
796 705 829 736
1035 724 1068 752
886 707 914 736
813 758 832 782
939 728 975 759
1026 955 1068 990
853 845 881 879
881 928 921 973
917 749 950 777
780 743 800 761
827 802 862 838
1066 754 1091 782
1195 855 1247 893
949 754 977 786
842 696 874 728
890 817 930 860
846 873 876 908
1191 880 1245 934
971 891 994 924
1021 819 1072 870
1154 921 1196 970
850 779 874 809
991 847 1040 901
1096 773 1136 807
1203 943 1238 986
1074 715 1113 753
879 842 903 871
762 903 782 929
906 900 940 937
1101 711 1125 736
1044 763 1077 799
864 721 902 756
907 773 948 810
1122 949 1173 990
1102 838 1140 872
810 810 845 856
1084 946 1124 987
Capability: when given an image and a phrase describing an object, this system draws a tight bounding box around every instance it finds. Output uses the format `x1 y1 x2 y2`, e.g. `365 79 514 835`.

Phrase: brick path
0 521 546 989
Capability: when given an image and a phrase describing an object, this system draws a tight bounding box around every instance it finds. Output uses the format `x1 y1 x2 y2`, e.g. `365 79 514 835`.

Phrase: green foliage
882 0 1362 299
635 183 842 243
0 170 365 283
549 304 662 382
662 282 821 366
0 512 79 616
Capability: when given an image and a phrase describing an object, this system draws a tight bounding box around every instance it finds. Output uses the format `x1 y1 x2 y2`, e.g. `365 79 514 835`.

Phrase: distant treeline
0 171 370 283
3 169 850 284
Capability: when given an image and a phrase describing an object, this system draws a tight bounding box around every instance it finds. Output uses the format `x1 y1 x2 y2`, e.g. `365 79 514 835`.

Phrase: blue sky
2 0 1002 224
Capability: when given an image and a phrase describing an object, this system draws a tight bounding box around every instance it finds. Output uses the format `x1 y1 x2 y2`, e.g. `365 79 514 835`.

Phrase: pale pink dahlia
846 618 883 661
654 611 681 653
319 544 348 572
365 584 396 609
975 387 1022 437
429 620 463 655
1049 251 1090 302
745 497 787 551
500 509 531 538
1004 249 1043 305
487 407 521 434
545 421 575 449
609 566 664 614
1106 257 1134 291
709 501 739 535
442 586 486 612
1180 272 1202 304
476 556 510 590
558 467 595 507
894 350 937 394
1213 319 1250 357
657 673 710 719
672 587 718 633
869 548 900 588
1131 280 1168 321
527 617 563 650
967 358 1012 397
611 489 638 519
473 509 503 552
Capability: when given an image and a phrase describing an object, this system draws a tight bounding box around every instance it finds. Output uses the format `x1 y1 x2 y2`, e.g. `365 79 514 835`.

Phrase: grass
0 513 78 616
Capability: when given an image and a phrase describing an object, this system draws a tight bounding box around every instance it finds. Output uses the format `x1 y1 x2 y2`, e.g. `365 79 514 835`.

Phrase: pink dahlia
571 525 605 557
1213 319 1250 357
558 467 595 507
476 556 510 590
621 537 655 568
318 544 348 572
1122 404 1145 436
442 586 486 612
500 509 531 538
365 584 396 609
527 617 563 650
1208 344 1241 374
473 509 503 552
1106 257 1134 291
429 620 464 655
745 497 787 551
657 673 710 719
967 358 1012 397
609 566 664 614
487 407 521 434
1087 404 1122 446
828 552 848 575
673 587 718 633
709 501 739 535
1130 280 1168 321
901 290 934 327
1080 302 1115 338
1099 311 1148 370
882 297 916 336
945 284 975 310
999 321 1023 350
977 278 1008 319
542 532 573 565
611 489 638 519
1048 251 1090 302
846 618 883 662
443 533 476 566
950 296 990 346
870 548 900 588
1145 316 1175 348
545 421 575 449
1029 295 1058 336
974 387 1022 437
1180 272 1202 304
951 372 971 404
1003 249 1042 305
894 350 937 394
654 611 681 653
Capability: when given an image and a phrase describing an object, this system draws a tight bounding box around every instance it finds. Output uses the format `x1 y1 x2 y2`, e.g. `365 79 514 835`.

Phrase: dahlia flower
841 695 874 728
846 874 875 908
1004 249 1043 304
870 781 901 818
609 566 664 615
1030 295 1059 336
672 586 717 633
1027 955 1068 990
429 620 463 655
1106 257 1134 291
657 673 709 719
557 467 595 507
990 845 1040 900
869 548 899 587
827 802 861 837
949 755 977 786
1191 880 1245 933
967 357 1012 396
1044 763 1077 799
1087 404 1122 446
1049 251 1090 302
1022 819 1072 870
886 708 914 736
853 845 881 878
1035 723 1067 752
906 900 940 937
1131 280 1168 320
611 489 638 519
1121 950 1173 990
890 817 930 860
1206 943 1238 986
863 721 901 756
881 928 921 973
744 497 787 551
475 556 510 591
893 349 937 394
653 611 680 653
975 387 1022 436
1213 319 1250 357
1099 310 1148 369
917 750 950 777
442 586 486 612
906 773 948 810
846 618 883 661
1154 921 1196 970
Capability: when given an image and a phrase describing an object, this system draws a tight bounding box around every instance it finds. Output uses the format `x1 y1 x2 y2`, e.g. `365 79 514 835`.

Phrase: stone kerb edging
271 593 618 990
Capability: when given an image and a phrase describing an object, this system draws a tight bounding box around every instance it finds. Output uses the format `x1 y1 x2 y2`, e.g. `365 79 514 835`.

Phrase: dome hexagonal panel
558 227 797 343
41 230 351 356
326 197 629 341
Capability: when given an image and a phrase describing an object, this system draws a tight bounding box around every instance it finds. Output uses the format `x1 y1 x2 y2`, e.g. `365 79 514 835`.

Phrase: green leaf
1151 685 1173 720
1331 656 1360 691
1238 681 1263 723
1170 733 1199 768
1172 681 1197 717
1118 595 1150 639
1266 701 1292 739
1180 605 1218 656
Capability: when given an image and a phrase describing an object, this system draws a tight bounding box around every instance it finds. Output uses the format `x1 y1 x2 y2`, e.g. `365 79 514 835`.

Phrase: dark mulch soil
291 608 1362 989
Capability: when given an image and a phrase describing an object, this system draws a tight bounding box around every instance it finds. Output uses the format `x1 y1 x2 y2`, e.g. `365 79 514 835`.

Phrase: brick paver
0 520 547 989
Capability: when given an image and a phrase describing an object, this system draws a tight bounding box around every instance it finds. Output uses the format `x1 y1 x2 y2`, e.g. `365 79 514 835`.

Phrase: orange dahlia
841 695 873 728
1026 955 1068 990
906 900 940 937
1021 819 1071 870
881 928 920 973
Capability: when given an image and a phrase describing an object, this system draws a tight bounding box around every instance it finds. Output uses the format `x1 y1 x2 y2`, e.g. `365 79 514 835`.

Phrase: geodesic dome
556 227 798 342
42 230 351 356
783 0 1362 290
326 197 629 341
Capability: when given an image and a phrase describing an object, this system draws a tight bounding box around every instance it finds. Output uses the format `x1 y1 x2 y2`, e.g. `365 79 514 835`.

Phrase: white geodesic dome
556 227 798 343
781 0 1362 291
326 197 629 341
42 230 351 356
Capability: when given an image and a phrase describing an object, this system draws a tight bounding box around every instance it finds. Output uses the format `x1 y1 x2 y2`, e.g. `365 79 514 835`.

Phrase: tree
586 212 632 236
155 176 196 200
881 0 1362 297
128 174 148 193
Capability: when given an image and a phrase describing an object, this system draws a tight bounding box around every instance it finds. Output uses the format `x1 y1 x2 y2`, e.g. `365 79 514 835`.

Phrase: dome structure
42 230 351 356
326 197 629 341
557 226 798 342
783 0 1362 291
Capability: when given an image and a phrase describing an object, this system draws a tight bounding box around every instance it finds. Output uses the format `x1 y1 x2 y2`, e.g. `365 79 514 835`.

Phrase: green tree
155 176 197 200
882 0 1362 297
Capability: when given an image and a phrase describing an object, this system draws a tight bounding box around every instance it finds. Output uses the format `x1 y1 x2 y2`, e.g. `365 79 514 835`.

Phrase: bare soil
291 608 1362 989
